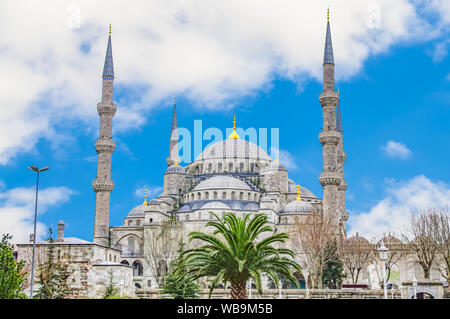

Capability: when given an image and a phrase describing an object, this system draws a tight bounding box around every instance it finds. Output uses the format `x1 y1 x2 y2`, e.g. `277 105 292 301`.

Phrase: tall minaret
318 10 344 236
166 96 180 166
93 25 116 246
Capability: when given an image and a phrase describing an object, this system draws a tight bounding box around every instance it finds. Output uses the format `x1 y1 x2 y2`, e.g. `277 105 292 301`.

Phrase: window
231 191 236 200
136 220 141 226
208 163 212 172
213 192 218 199
127 237 135 254
218 163 222 172
229 163 233 171
222 192 226 199
239 192 243 200
186 215 190 221
120 260 129 265
240 162 244 171
205 192 209 200
250 163 255 172
132 261 143 276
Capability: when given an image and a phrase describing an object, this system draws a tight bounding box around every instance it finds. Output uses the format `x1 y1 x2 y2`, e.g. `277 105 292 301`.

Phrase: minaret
166 96 180 166
318 10 343 236
93 25 116 246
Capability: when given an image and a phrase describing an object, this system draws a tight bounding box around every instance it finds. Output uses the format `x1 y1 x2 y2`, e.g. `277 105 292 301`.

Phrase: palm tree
181 212 301 299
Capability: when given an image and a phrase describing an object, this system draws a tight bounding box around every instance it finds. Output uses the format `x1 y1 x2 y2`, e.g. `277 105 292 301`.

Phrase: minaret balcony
319 92 339 108
92 179 114 192
95 139 116 153
319 172 341 186
319 131 341 145
97 102 117 116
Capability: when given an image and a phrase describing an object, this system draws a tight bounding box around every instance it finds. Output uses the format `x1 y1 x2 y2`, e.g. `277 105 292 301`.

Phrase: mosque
15 12 445 298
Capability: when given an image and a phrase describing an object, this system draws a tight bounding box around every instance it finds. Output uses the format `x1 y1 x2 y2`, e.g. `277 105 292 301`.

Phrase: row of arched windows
120 260 143 276
193 162 260 175
185 191 261 202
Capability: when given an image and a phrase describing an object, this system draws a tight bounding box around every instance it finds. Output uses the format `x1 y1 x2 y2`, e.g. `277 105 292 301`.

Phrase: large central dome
195 139 271 162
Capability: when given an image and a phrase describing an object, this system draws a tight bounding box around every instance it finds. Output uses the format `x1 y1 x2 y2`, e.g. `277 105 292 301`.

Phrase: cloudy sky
0 0 449 242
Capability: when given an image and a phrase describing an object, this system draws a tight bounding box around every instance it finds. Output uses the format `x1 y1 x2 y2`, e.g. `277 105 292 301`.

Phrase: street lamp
377 240 389 299
278 280 282 299
412 276 418 299
28 165 50 298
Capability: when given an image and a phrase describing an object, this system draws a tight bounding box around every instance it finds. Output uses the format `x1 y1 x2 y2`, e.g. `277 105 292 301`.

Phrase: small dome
193 175 251 191
346 233 370 245
127 204 147 217
288 180 317 199
165 164 186 174
262 160 287 172
378 235 403 245
280 200 313 215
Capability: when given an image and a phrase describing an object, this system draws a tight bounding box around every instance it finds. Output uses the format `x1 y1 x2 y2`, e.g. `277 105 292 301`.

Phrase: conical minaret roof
102 26 114 80
170 96 178 139
323 10 335 65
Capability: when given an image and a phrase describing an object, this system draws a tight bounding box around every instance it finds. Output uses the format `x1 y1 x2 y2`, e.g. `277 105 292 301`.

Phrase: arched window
248 192 251 200
240 162 244 171
132 260 143 276
120 260 129 265
128 220 132 226
229 163 233 171
231 191 236 200
136 219 141 226
218 163 222 172
239 192 244 200
213 192 218 199
208 163 212 172
250 163 255 172
128 237 136 254
197 193 201 200
254 194 257 201
205 192 209 200
222 192 226 199
135 283 142 288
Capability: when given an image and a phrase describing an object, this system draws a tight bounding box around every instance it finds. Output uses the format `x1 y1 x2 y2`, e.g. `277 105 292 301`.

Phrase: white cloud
348 175 450 239
0 186 74 243
0 0 447 165
270 148 299 171
134 185 163 200
381 140 412 159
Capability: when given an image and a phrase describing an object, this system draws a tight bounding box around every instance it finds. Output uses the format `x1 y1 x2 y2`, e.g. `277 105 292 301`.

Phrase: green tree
103 271 120 299
34 227 71 299
182 212 301 299
322 239 345 289
0 234 27 299
161 240 200 299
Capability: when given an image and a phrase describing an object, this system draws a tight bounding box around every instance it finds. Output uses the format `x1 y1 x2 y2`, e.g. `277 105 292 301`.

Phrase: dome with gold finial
127 188 157 217
165 162 186 174
280 184 314 214
195 115 271 162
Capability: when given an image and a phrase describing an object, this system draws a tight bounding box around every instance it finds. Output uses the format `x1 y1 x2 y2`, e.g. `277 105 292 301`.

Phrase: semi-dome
165 164 186 174
288 180 318 199
194 139 271 161
262 160 287 172
280 199 313 215
193 175 252 191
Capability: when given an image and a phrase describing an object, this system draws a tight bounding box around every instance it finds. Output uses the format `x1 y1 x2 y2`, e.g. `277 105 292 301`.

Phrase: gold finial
109 23 112 35
143 187 148 205
327 8 330 22
296 184 302 201
228 114 240 139
174 161 179 166
274 158 278 162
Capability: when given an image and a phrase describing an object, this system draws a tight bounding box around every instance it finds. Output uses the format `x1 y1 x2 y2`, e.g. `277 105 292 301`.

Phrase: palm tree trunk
230 281 247 299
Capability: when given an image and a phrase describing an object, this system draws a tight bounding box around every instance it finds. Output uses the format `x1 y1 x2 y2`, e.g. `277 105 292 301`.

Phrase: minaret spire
93 27 117 246
167 96 180 166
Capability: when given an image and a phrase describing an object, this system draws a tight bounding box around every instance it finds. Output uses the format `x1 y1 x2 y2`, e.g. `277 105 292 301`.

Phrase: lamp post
412 276 418 299
28 165 50 299
377 240 389 299
278 280 282 299
248 278 252 299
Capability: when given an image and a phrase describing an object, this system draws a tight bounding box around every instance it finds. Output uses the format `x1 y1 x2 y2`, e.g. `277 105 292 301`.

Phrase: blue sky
0 1 449 242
